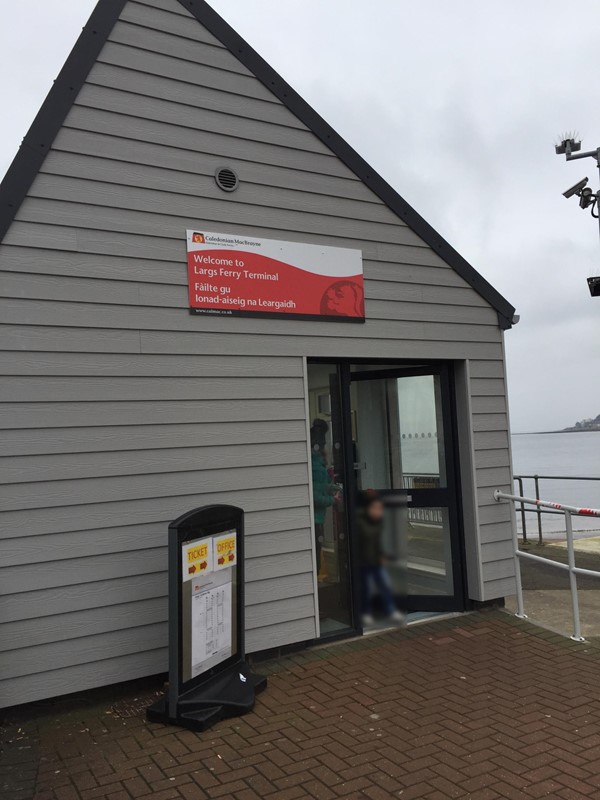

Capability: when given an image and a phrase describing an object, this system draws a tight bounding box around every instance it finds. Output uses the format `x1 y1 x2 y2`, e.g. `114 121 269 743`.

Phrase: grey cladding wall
0 0 514 706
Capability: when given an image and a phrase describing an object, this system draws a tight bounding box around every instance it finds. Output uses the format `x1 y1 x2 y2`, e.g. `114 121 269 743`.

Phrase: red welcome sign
186 230 364 322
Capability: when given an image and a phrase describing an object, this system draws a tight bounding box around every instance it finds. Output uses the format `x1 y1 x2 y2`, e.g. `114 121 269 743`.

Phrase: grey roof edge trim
0 0 515 328
0 0 128 243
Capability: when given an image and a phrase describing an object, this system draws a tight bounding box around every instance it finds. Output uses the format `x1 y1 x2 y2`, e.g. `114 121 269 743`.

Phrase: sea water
511 431 600 534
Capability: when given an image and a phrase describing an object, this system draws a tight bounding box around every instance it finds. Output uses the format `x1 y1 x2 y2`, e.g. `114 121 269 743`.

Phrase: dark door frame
309 358 468 636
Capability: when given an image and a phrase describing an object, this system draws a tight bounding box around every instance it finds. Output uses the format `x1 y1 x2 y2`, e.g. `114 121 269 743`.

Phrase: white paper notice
190 580 232 677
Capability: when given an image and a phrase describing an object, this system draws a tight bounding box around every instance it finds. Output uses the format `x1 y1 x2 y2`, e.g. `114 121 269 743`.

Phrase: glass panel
396 375 446 490
364 504 453 602
356 499 454 624
351 374 446 490
407 507 453 595
307 363 352 635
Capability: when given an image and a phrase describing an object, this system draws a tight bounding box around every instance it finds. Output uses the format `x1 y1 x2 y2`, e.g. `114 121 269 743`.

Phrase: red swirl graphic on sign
187 249 365 320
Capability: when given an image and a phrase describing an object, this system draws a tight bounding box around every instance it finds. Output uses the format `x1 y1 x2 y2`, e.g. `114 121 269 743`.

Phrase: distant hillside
563 414 600 432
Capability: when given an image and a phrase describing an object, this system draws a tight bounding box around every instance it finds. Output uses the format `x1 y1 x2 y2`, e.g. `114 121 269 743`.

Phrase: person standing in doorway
310 419 335 573
357 490 405 626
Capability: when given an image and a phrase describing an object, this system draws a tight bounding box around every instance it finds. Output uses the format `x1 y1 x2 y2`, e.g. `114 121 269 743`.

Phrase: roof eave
0 0 516 328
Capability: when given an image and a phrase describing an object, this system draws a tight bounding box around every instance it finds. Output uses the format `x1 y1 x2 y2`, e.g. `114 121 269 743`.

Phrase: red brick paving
3 611 600 799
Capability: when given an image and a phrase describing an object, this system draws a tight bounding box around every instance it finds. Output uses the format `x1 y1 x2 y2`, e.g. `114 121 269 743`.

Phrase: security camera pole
555 136 600 296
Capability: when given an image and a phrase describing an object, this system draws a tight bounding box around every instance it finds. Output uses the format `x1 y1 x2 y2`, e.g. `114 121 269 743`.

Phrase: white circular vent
215 166 239 192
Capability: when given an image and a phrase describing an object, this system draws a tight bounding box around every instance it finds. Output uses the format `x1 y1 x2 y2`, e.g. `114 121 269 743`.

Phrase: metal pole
565 510 585 641
534 475 543 544
494 490 600 639
517 476 527 542
597 149 600 249
507 492 527 619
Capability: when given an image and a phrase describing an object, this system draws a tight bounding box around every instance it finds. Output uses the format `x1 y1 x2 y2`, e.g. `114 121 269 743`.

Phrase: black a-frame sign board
147 505 266 732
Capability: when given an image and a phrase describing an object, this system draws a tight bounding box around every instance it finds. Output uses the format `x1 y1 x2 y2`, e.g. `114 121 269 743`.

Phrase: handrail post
534 475 543 545
517 476 527 543
508 492 527 619
565 510 585 641
494 488 600 643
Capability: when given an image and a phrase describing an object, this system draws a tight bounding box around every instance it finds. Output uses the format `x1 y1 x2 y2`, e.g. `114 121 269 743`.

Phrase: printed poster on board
182 537 213 582
214 531 237 570
186 230 364 322
190 577 232 678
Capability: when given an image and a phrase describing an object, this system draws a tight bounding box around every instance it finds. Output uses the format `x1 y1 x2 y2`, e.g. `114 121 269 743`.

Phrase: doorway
307 361 466 638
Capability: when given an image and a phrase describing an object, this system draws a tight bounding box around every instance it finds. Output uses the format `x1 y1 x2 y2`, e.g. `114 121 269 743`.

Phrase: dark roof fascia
0 0 127 243
0 0 515 328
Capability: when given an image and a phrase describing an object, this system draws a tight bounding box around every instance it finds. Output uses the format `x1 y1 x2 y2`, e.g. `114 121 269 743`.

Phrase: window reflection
352 374 446 490
396 375 446 489
307 363 353 636
380 504 454 597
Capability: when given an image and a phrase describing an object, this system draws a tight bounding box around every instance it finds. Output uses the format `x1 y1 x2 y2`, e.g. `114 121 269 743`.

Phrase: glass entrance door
350 365 465 612
307 363 353 637
308 360 465 639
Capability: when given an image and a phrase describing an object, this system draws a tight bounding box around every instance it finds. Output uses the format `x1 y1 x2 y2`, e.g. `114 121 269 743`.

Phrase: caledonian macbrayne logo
192 232 205 243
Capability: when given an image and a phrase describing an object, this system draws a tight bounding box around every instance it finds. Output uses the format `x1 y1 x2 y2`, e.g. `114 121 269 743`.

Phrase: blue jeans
360 565 396 616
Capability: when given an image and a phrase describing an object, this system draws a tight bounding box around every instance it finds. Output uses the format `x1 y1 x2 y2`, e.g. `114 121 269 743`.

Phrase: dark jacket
311 452 333 524
357 509 384 567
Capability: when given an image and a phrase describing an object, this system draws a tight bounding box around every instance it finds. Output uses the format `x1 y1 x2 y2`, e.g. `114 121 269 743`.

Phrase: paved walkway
3 611 600 800
505 542 600 639
505 590 600 640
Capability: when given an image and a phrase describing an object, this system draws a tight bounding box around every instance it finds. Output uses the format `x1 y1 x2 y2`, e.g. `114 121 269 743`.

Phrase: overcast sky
2 0 599 432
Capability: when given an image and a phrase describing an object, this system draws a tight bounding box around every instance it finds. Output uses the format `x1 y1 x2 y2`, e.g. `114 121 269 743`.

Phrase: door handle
385 495 412 506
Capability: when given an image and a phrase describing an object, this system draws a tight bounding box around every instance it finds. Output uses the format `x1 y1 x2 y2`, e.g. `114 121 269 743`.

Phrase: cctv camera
579 187 595 209
563 177 589 199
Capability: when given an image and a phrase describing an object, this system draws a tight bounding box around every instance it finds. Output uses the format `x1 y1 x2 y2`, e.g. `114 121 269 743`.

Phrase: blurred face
367 499 385 521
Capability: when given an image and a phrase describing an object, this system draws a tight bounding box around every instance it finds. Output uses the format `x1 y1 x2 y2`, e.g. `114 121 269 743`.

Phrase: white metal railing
494 489 600 641
513 475 600 543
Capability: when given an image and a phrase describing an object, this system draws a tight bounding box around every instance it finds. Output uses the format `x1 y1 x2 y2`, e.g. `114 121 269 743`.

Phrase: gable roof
0 0 516 329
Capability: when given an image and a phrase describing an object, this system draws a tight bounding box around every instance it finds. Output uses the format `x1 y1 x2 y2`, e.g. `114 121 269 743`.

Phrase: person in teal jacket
310 420 335 571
